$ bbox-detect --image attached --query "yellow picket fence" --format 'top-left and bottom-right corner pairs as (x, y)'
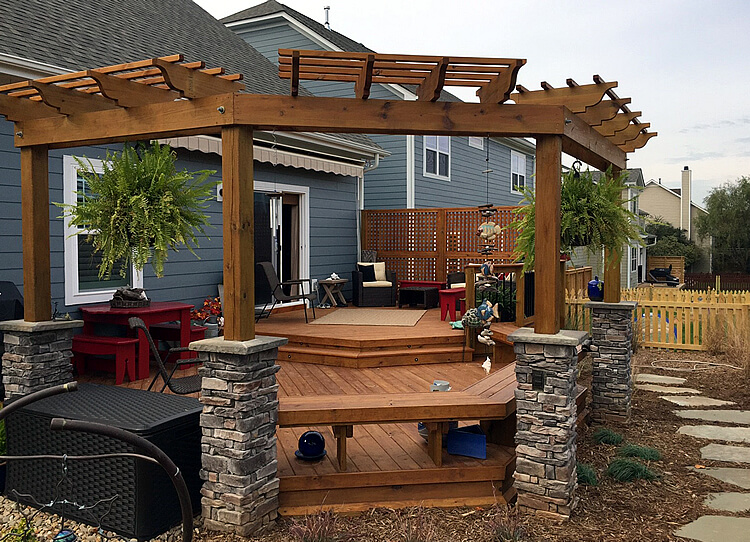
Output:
(565, 288), (750, 350)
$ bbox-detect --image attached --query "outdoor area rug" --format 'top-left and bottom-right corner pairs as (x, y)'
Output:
(310, 308), (426, 326)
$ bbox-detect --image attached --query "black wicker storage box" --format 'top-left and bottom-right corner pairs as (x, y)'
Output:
(6, 383), (202, 540)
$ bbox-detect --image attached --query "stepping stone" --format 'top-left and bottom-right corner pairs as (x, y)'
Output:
(638, 384), (700, 394)
(675, 516), (750, 541)
(662, 396), (735, 407)
(679, 425), (750, 444)
(636, 373), (687, 385)
(701, 443), (750, 463)
(676, 410), (750, 425)
(692, 467), (750, 490)
(704, 492), (750, 512)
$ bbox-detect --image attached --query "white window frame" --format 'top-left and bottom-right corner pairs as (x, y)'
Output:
(511, 150), (527, 194)
(630, 246), (638, 273)
(423, 135), (450, 181)
(468, 136), (484, 150)
(63, 155), (143, 305)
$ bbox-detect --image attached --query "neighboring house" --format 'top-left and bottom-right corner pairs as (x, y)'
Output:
(0, 0), (386, 314)
(221, 0), (537, 211)
(639, 166), (711, 272)
(568, 168), (648, 290)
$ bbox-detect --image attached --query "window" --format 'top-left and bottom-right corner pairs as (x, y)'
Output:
(468, 136), (484, 150)
(630, 246), (638, 272)
(63, 155), (142, 305)
(511, 151), (526, 193)
(424, 136), (450, 180)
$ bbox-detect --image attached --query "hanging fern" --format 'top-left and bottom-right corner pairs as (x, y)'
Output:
(507, 167), (643, 271)
(57, 142), (217, 279)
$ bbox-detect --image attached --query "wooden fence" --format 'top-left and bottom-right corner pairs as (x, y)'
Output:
(685, 273), (750, 291)
(361, 206), (519, 282)
(565, 288), (750, 350)
(646, 255), (685, 283)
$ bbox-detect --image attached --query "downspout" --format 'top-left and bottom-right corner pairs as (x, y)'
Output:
(358, 153), (382, 258)
(406, 135), (415, 208)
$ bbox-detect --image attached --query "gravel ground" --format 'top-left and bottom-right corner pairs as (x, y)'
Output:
(2, 348), (744, 541)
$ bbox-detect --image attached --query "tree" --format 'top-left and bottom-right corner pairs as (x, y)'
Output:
(646, 218), (703, 269)
(697, 176), (750, 273)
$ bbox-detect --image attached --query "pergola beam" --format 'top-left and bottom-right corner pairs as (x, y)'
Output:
(577, 98), (631, 125)
(88, 70), (179, 107)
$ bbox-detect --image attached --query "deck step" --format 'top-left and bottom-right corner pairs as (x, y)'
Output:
(278, 345), (472, 367)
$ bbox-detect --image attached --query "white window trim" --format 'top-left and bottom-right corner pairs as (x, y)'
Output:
(63, 155), (143, 305)
(423, 136), (451, 181)
(510, 150), (527, 195)
(468, 136), (484, 150)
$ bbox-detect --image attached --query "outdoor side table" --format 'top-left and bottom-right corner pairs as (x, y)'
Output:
(6, 383), (202, 540)
(319, 278), (348, 307)
(398, 286), (439, 309)
(439, 288), (466, 321)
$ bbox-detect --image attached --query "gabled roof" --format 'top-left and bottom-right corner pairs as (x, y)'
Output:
(591, 168), (645, 187)
(222, 0), (461, 102)
(643, 180), (708, 214)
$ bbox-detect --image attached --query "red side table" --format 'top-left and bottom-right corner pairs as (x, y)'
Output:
(439, 288), (466, 321)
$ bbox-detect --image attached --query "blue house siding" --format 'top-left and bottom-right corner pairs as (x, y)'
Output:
(234, 23), (312, 65)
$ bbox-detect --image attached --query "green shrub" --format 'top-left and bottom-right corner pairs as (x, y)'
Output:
(607, 458), (659, 482)
(576, 463), (598, 486)
(618, 444), (661, 461)
(3, 519), (39, 542)
(592, 428), (624, 445)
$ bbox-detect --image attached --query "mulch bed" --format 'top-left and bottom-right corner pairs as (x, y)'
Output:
(203, 350), (750, 540)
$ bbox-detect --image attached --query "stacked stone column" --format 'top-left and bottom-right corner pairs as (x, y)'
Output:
(0, 320), (81, 400)
(509, 328), (588, 519)
(191, 335), (287, 537)
(586, 301), (637, 424)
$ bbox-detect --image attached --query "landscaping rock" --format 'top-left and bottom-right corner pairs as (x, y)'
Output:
(637, 384), (700, 394)
(661, 396), (735, 407)
(704, 492), (750, 513)
(691, 467), (750, 490)
(700, 443), (750, 463)
(675, 410), (750, 425)
(680, 425), (750, 444)
(675, 515), (750, 542)
(635, 373), (687, 385)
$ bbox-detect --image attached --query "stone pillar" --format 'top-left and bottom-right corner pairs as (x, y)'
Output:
(586, 301), (637, 424)
(0, 319), (82, 401)
(190, 335), (288, 537)
(508, 327), (588, 519)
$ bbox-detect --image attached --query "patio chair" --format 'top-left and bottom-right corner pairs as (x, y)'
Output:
(256, 261), (316, 323)
(128, 317), (201, 395)
(352, 261), (397, 307)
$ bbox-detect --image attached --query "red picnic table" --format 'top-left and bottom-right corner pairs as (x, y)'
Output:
(79, 301), (193, 381)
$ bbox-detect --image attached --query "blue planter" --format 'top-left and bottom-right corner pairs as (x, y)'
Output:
(588, 276), (604, 301)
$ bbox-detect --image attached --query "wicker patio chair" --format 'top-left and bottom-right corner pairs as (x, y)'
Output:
(128, 317), (201, 395)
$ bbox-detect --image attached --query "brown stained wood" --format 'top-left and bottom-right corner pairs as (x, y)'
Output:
(476, 59), (525, 104)
(21, 145), (51, 321)
(221, 126), (255, 340)
(426, 423), (444, 466)
(619, 131), (658, 152)
(354, 54), (375, 100)
(511, 81), (617, 112)
(577, 98), (631, 125)
(608, 122), (651, 146)
(0, 94), (61, 121)
(534, 135), (562, 334)
(290, 50), (300, 96)
(87, 70), (178, 107)
(31, 82), (119, 115)
(153, 58), (244, 98)
(604, 247), (621, 303)
(417, 57), (449, 102)
(594, 111), (642, 137)
(333, 425), (352, 471)
(563, 111), (627, 171)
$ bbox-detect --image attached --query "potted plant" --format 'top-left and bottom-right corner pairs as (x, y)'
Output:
(57, 142), (217, 281)
(191, 297), (223, 338)
(507, 166), (643, 271)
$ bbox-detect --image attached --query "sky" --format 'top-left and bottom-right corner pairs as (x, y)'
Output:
(194, 0), (750, 206)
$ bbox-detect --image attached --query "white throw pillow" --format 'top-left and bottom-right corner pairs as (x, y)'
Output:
(372, 262), (386, 282)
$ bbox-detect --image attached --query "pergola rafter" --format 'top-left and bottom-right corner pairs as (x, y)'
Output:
(0, 52), (655, 338)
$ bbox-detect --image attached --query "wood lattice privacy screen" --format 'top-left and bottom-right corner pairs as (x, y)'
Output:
(360, 206), (520, 282)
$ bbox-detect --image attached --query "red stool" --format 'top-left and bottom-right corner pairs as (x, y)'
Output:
(439, 288), (466, 321)
(72, 335), (139, 384)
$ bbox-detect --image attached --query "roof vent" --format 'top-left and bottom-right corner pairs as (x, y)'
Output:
(683, 165), (689, 170)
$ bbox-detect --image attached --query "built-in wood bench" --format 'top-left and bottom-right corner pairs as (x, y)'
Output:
(278, 363), (517, 470)
(72, 334), (139, 385)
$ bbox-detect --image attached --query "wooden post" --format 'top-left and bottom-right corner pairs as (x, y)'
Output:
(534, 136), (562, 334)
(221, 126), (255, 341)
(436, 209), (447, 283)
(21, 145), (51, 322)
(559, 259), (567, 329)
(360, 209), (369, 257)
(603, 248), (621, 303)
(515, 268), (525, 327)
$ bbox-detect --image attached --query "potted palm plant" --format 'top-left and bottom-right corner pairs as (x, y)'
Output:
(58, 142), (217, 284)
(508, 166), (643, 271)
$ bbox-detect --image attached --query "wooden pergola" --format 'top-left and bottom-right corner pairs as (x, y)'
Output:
(0, 51), (655, 340)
